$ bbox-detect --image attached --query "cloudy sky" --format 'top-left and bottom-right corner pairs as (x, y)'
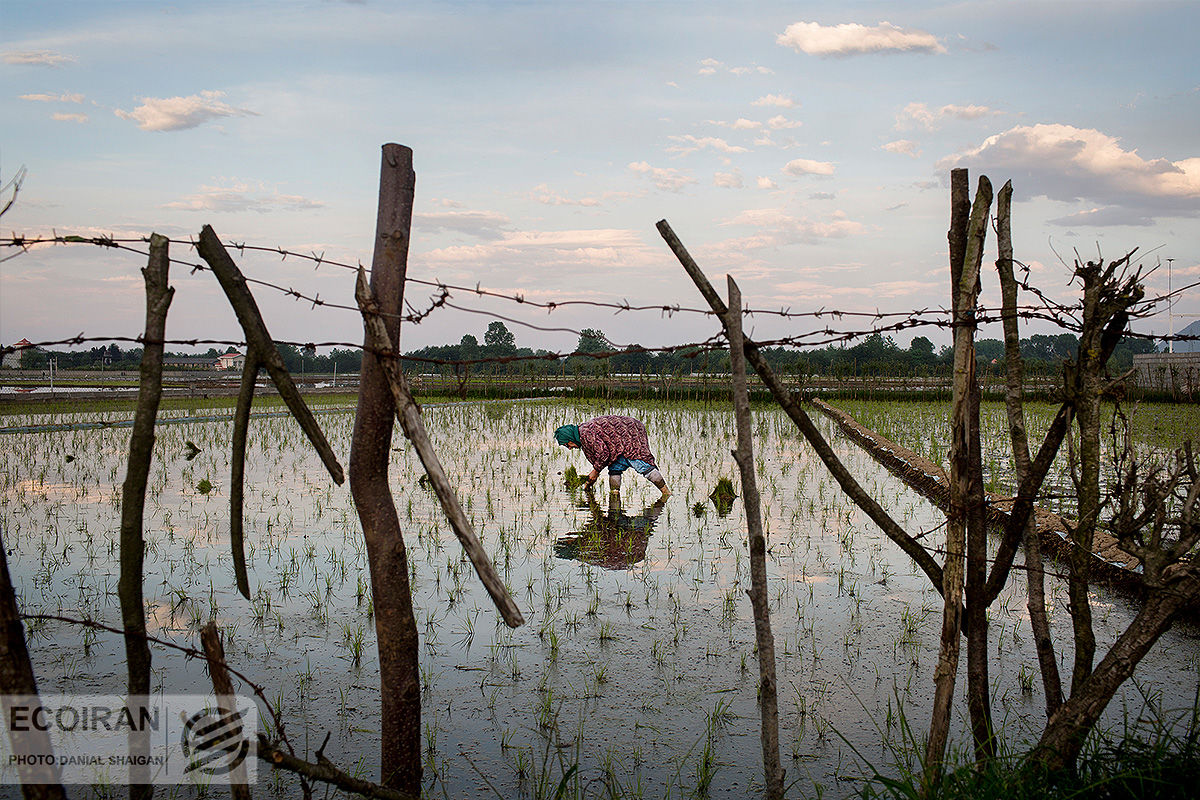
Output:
(2, 0), (1198, 357)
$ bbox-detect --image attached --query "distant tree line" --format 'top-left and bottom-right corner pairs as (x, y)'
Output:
(16, 343), (143, 370)
(11, 321), (1156, 377)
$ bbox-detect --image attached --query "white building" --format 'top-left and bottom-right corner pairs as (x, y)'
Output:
(216, 350), (247, 371)
(1, 338), (33, 369)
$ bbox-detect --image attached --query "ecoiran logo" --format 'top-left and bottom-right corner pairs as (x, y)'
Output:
(1, 695), (258, 786)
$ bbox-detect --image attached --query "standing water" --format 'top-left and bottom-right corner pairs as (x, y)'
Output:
(1, 400), (1197, 797)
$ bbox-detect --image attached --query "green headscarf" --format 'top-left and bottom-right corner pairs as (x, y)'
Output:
(554, 424), (581, 447)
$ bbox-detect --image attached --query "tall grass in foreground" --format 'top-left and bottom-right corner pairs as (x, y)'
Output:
(860, 687), (1200, 800)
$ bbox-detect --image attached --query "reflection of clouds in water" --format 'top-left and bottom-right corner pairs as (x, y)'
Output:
(13, 480), (114, 504)
(554, 492), (666, 570)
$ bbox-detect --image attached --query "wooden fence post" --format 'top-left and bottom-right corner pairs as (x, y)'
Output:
(356, 270), (523, 627)
(200, 623), (252, 800)
(348, 143), (422, 794)
(726, 276), (784, 799)
(994, 181), (1063, 718)
(926, 172), (993, 775)
(196, 225), (346, 601)
(0, 547), (66, 799)
(658, 219), (946, 591)
(230, 353), (262, 598)
(119, 233), (172, 798)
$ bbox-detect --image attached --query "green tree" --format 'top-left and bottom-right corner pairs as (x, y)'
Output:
(569, 328), (609, 375)
(276, 343), (301, 373)
(459, 334), (479, 361)
(612, 344), (651, 373)
(576, 328), (608, 354)
(909, 336), (937, 372)
(910, 335), (935, 360)
(484, 321), (516, 354)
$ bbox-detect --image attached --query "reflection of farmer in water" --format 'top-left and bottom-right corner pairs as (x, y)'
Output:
(554, 415), (671, 497)
(554, 492), (667, 569)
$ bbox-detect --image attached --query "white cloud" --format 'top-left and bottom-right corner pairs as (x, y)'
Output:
(897, 101), (1001, 130)
(721, 207), (864, 244)
(1047, 207), (1156, 227)
(163, 182), (323, 213)
(767, 115), (802, 130)
(714, 170), (744, 189)
(942, 104), (996, 121)
(731, 65), (774, 76)
(782, 158), (835, 176)
(51, 112), (88, 124)
(753, 94), (798, 108)
(708, 117), (768, 130)
(666, 135), (749, 155)
(774, 277), (938, 301)
(496, 229), (641, 249)
(939, 123), (1200, 219)
(20, 92), (85, 103)
(777, 21), (945, 57)
(627, 161), (697, 192)
(529, 184), (601, 207)
(698, 58), (772, 76)
(757, 176), (779, 190)
(3, 50), (75, 67)
(420, 228), (660, 280)
(115, 90), (258, 131)
(883, 139), (921, 158)
(415, 209), (511, 237)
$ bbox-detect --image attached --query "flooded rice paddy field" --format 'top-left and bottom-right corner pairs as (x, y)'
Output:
(835, 399), (1200, 520)
(2, 400), (1198, 798)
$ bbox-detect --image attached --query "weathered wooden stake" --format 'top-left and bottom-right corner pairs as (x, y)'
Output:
(348, 143), (422, 794)
(994, 181), (1063, 718)
(726, 276), (783, 799)
(0, 546), (66, 799)
(926, 170), (988, 776)
(119, 233), (172, 798)
(229, 352), (261, 599)
(196, 225), (344, 600)
(356, 269), (524, 627)
(196, 226), (344, 485)
(200, 623), (252, 800)
(961, 176), (995, 763)
(658, 219), (946, 591)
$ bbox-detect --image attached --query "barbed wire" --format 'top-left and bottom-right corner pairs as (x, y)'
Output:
(2, 234), (1197, 370)
(11, 232), (1184, 330)
(0, 332), (733, 367)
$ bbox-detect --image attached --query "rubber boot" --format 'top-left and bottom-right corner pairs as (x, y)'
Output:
(608, 472), (622, 493)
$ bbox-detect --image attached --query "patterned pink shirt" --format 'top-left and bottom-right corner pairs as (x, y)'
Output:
(578, 415), (658, 471)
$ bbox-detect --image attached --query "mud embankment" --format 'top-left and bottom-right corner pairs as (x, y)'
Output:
(812, 398), (1142, 591)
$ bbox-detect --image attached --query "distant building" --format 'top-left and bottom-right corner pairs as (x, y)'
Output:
(164, 356), (217, 370)
(1134, 319), (1200, 393)
(1134, 352), (1200, 394)
(216, 350), (246, 371)
(1, 338), (34, 369)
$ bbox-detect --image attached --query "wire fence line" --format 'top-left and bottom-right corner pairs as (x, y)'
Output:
(1, 232), (1196, 372)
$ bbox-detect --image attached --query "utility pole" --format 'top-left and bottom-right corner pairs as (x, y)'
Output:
(1168, 258), (1174, 354)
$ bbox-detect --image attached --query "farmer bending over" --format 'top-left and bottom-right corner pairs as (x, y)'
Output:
(554, 415), (671, 497)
